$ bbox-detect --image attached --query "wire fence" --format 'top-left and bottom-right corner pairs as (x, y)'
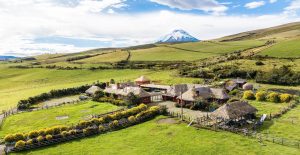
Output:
(167, 110), (300, 149)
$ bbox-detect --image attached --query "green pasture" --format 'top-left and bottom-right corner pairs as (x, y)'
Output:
(13, 116), (300, 155)
(0, 101), (119, 138)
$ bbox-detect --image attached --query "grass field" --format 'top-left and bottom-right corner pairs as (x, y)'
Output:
(249, 101), (291, 117)
(0, 66), (199, 111)
(0, 101), (119, 138)
(260, 104), (300, 141)
(259, 38), (300, 58)
(13, 116), (300, 155)
(130, 40), (264, 61)
(75, 50), (128, 63)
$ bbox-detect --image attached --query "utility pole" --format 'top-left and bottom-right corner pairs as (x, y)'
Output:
(180, 91), (183, 121)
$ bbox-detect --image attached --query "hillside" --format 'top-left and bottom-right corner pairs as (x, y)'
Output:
(218, 22), (300, 42)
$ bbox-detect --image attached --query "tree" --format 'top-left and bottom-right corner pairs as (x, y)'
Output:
(126, 92), (141, 106)
(110, 79), (115, 84)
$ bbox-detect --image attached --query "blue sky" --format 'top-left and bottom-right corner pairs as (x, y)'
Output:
(0, 0), (299, 56)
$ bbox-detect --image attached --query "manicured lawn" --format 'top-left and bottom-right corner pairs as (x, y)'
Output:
(249, 100), (291, 117)
(13, 116), (300, 155)
(260, 104), (300, 141)
(0, 67), (199, 111)
(0, 101), (119, 138)
(130, 40), (264, 61)
(259, 38), (300, 58)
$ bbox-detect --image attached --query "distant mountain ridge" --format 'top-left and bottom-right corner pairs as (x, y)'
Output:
(157, 29), (199, 43)
(0, 55), (18, 61)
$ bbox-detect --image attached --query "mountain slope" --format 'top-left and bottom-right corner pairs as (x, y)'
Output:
(0, 56), (18, 61)
(218, 22), (300, 42)
(157, 29), (199, 43)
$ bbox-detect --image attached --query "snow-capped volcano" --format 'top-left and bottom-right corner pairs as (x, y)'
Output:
(157, 29), (199, 43)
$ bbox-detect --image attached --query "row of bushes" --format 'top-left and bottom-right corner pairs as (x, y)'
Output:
(243, 90), (293, 103)
(5, 104), (149, 144)
(17, 85), (96, 110)
(10, 106), (162, 150)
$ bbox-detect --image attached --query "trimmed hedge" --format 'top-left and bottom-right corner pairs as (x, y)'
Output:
(17, 85), (93, 110)
(6, 105), (164, 153)
(243, 91), (255, 100)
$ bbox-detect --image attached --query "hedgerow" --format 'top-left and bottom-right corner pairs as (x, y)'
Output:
(5, 105), (164, 152)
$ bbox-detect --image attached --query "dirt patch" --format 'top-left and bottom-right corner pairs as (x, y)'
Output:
(56, 115), (69, 120)
(157, 118), (178, 124)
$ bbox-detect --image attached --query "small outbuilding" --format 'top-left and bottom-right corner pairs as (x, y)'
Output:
(134, 76), (151, 85)
(211, 101), (257, 120)
(242, 83), (253, 90)
(85, 86), (102, 96)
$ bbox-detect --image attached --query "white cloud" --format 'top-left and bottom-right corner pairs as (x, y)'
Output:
(0, 0), (299, 56)
(245, 1), (266, 9)
(284, 0), (300, 15)
(269, 0), (277, 3)
(150, 0), (228, 15)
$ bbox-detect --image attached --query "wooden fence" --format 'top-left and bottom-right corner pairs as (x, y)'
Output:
(167, 110), (300, 149)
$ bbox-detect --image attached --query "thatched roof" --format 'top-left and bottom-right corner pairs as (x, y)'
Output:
(165, 84), (189, 97)
(85, 86), (102, 96)
(243, 83), (253, 90)
(140, 84), (171, 90)
(178, 86), (229, 101)
(211, 101), (257, 120)
(104, 86), (151, 98)
(210, 88), (230, 100)
(134, 76), (150, 82)
(179, 86), (212, 101)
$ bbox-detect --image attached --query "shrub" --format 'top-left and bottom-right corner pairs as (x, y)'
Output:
(26, 139), (33, 145)
(46, 135), (53, 141)
(255, 61), (264, 66)
(4, 134), (15, 143)
(15, 140), (26, 148)
(45, 128), (54, 135)
(60, 126), (68, 131)
(83, 129), (89, 135)
(280, 94), (293, 103)
(98, 125), (105, 132)
(68, 130), (76, 135)
(52, 126), (61, 134)
(29, 130), (39, 138)
(266, 92), (280, 103)
(109, 120), (119, 128)
(38, 129), (46, 136)
(14, 133), (25, 141)
(243, 91), (255, 100)
(229, 89), (239, 96)
(61, 131), (68, 137)
(128, 116), (136, 123)
(255, 91), (267, 101)
(37, 136), (44, 142)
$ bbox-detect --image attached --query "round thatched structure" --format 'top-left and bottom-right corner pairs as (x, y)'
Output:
(243, 83), (253, 90)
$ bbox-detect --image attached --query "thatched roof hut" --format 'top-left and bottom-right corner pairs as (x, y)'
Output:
(179, 86), (212, 101)
(243, 83), (253, 90)
(85, 86), (102, 96)
(211, 101), (257, 120)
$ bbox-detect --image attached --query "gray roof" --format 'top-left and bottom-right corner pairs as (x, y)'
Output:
(85, 86), (102, 95)
(140, 84), (171, 90)
(178, 87), (229, 101)
(211, 101), (257, 120)
(165, 84), (189, 97)
(104, 86), (151, 98)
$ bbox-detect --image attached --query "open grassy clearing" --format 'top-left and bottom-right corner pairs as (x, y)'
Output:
(0, 101), (119, 138)
(0, 66), (199, 111)
(13, 116), (300, 155)
(258, 38), (300, 58)
(260, 103), (300, 141)
(130, 40), (264, 61)
(249, 100), (291, 117)
(75, 50), (128, 63)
